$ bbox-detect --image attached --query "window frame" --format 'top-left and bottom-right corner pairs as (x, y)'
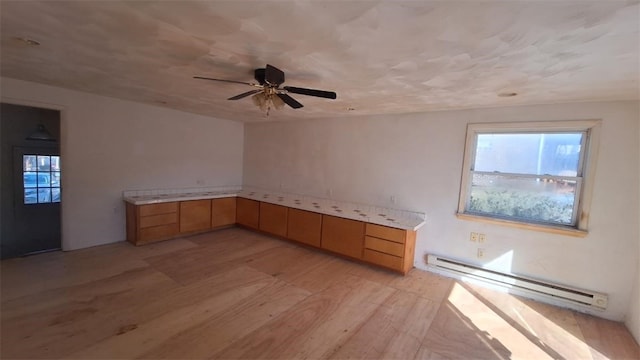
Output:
(23, 154), (61, 205)
(456, 120), (601, 236)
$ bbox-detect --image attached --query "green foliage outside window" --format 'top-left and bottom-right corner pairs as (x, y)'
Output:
(469, 188), (574, 225)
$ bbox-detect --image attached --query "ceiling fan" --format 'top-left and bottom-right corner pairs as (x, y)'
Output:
(194, 64), (337, 115)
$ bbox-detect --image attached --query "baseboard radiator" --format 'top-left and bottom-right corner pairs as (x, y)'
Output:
(426, 254), (608, 310)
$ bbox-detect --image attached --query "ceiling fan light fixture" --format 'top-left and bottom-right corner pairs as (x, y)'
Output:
(272, 94), (285, 110)
(26, 124), (56, 141)
(251, 92), (267, 111)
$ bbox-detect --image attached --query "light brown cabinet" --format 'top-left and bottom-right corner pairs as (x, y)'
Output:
(211, 197), (236, 228)
(287, 208), (322, 247)
(259, 202), (288, 237)
(180, 199), (212, 234)
(126, 202), (178, 245)
(363, 223), (416, 274)
(321, 215), (365, 259)
(126, 196), (418, 274)
(236, 198), (260, 229)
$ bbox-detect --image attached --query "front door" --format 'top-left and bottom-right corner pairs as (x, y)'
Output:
(4, 147), (61, 258)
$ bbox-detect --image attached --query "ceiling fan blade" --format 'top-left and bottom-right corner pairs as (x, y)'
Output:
(277, 93), (303, 109)
(283, 86), (337, 99)
(254, 68), (266, 85)
(228, 89), (262, 100)
(265, 64), (285, 86)
(193, 76), (253, 86)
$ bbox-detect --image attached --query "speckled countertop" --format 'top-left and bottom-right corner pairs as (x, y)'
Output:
(124, 186), (426, 231)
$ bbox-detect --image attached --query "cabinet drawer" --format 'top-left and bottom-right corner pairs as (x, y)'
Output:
(139, 224), (179, 243)
(365, 223), (406, 244)
(364, 236), (404, 257)
(363, 249), (403, 271)
(139, 212), (178, 228)
(139, 202), (178, 217)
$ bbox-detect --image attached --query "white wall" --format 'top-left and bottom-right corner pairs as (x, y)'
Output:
(244, 100), (639, 321)
(1, 77), (244, 251)
(626, 105), (640, 344)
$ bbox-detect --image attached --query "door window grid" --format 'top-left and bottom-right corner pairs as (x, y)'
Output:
(23, 155), (60, 204)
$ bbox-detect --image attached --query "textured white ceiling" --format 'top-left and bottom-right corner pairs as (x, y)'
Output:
(1, 1), (638, 122)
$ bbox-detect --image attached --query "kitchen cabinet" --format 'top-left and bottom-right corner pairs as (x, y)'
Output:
(211, 197), (236, 228)
(125, 194), (419, 275)
(126, 202), (179, 245)
(321, 215), (364, 259)
(363, 223), (416, 274)
(259, 202), (288, 237)
(180, 199), (212, 234)
(287, 208), (322, 247)
(236, 198), (260, 229)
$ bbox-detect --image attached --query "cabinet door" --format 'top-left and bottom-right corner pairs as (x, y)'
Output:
(236, 198), (260, 229)
(259, 202), (288, 237)
(211, 197), (236, 228)
(179, 199), (212, 233)
(287, 208), (322, 247)
(321, 215), (364, 259)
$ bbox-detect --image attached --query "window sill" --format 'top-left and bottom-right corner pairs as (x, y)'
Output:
(455, 213), (588, 238)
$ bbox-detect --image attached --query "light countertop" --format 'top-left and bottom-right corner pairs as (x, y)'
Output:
(124, 186), (426, 231)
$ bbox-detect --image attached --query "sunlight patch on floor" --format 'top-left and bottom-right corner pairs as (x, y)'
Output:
(446, 282), (599, 359)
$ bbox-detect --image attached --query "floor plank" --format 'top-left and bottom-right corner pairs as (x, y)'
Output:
(1, 228), (638, 359)
(327, 289), (438, 359)
(212, 275), (394, 359)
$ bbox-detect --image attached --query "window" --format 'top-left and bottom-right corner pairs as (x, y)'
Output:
(23, 155), (60, 204)
(457, 121), (600, 235)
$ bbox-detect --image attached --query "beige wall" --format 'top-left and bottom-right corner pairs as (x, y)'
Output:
(244, 100), (640, 322)
(1, 77), (244, 251)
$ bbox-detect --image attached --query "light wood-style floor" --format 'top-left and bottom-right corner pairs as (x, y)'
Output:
(1, 227), (638, 359)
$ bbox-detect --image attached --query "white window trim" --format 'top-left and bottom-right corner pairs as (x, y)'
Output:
(456, 120), (601, 236)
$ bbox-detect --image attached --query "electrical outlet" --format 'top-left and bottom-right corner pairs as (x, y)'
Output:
(470, 232), (479, 242)
(478, 233), (486, 243)
(390, 195), (396, 204)
(477, 248), (485, 258)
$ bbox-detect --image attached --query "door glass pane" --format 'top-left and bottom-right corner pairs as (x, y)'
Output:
(51, 171), (61, 187)
(51, 156), (60, 171)
(37, 155), (51, 171)
(23, 155), (36, 171)
(52, 188), (61, 203)
(24, 172), (38, 188)
(37, 173), (50, 187)
(24, 189), (38, 204)
(468, 173), (577, 225)
(38, 188), (51, 203)
(474, 133), (583, 176)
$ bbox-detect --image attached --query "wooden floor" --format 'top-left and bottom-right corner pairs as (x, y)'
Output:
(1, 228), (638, 359)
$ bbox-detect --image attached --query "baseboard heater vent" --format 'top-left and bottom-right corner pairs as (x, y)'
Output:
(426, 254), (608, 310)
